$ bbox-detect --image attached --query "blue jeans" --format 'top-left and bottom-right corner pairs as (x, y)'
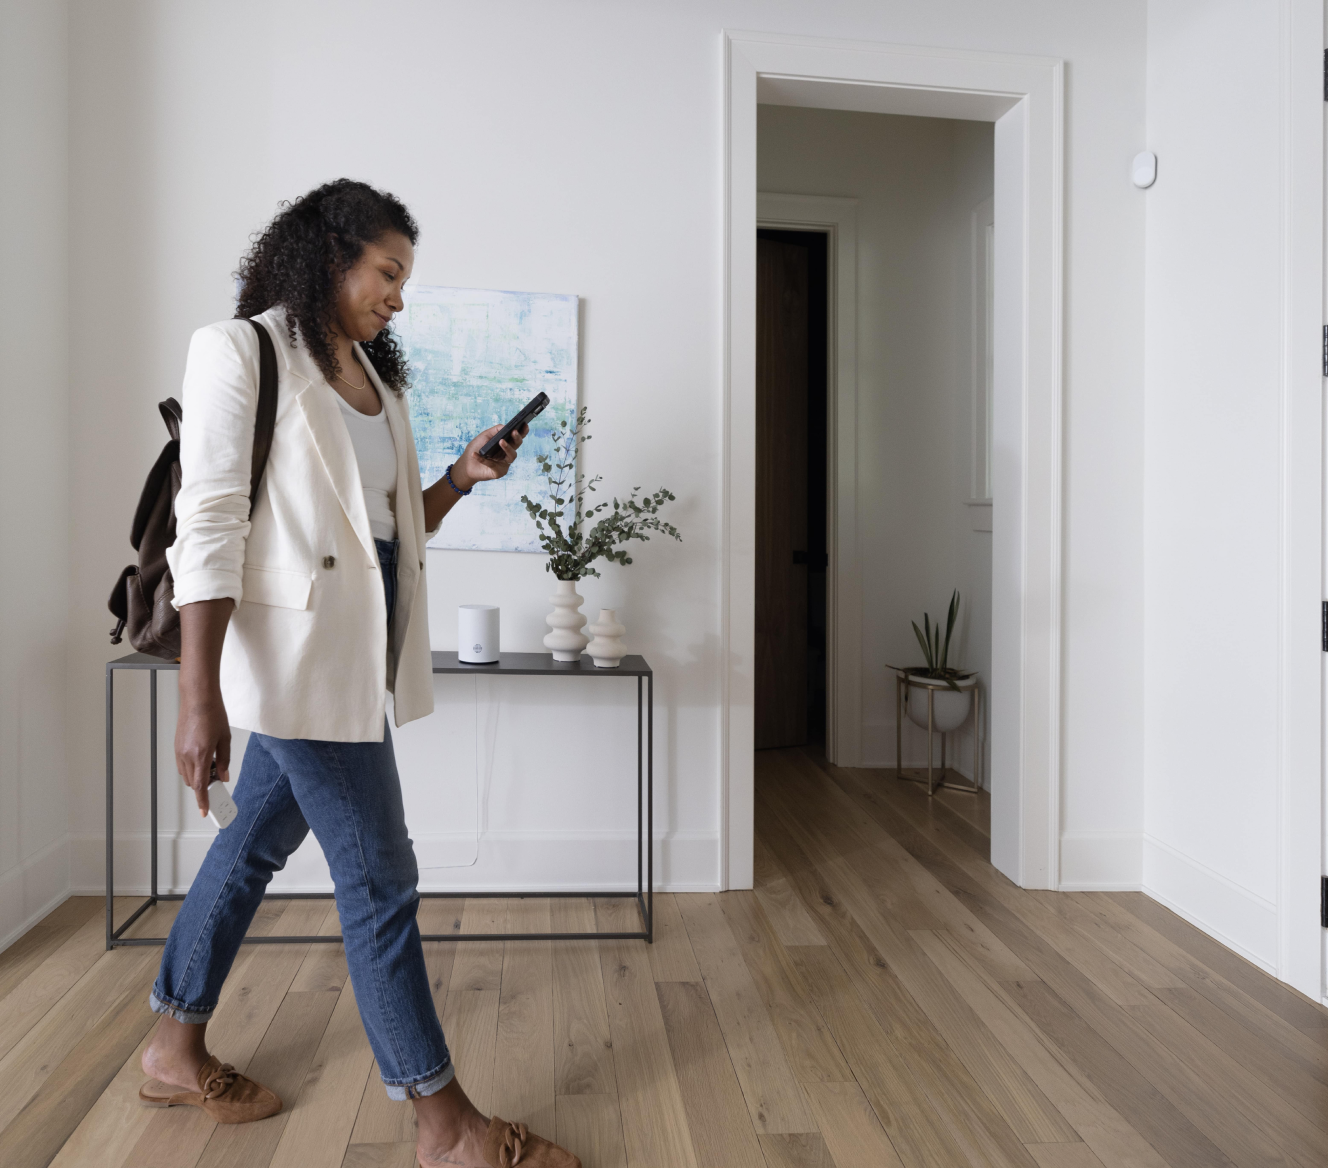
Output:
(150, 536), (451, 1100)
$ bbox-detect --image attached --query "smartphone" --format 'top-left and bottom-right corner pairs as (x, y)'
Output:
(478, 392), (549, 460)
(207, 780), (238, 829)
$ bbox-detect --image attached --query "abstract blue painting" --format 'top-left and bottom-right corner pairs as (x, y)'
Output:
(395, 285), (579, 552)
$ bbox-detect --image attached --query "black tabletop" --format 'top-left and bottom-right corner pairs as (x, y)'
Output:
(431, 651), (651, 677)
(110, 650), (651, 677)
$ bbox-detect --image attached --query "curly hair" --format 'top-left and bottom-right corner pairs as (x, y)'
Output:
(234, 179), (419, 394)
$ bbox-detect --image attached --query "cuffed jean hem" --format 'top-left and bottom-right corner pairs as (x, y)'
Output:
(149, 989), (215, 1025)
(382, 1059), (456, 1101)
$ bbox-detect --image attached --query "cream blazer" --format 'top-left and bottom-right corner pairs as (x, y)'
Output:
(167, 306), (436, 741)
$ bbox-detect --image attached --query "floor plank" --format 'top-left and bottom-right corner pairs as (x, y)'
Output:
(1026, 1144), (1108, 1168)
(266, 979), (376, 1168)
(0, 970), (158, 1168)
(675, 891), (813, 1135)
(340, 1143), (415, 1168)
(717, 889), (854, 1085)
(656, 980), (767, 1168)
(754, 876), (829, 946)
(645, 893), (703, 983)
(758, 1131), (837, 1168)
(1106, 892), (1328, 1032)
(196, 987), (343, 1168)
(0, 941), (161, 1134)
(0, 898), (139, 1062)
(596, 903), (699, 1168)
(788, 942), (988, 1168)
(551, 898), (616, 1096)
(0, 897), (103, 1006)
(554, 1093), (626, 1168)
(439, 900), (506, 1117)
(912, 930), (1170, 1168)
(491, 899), (555, 1136)
(802, 1080), (906, 1168)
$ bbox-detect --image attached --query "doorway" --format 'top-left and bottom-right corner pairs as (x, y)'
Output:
(724, 33), (1066, 892)
(755, 229), (828, 750)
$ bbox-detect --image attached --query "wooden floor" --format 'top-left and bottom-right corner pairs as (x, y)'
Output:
(3, 750), (1327, 1168)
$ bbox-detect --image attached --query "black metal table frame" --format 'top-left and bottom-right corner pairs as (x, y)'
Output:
(106, 651), (653, 949)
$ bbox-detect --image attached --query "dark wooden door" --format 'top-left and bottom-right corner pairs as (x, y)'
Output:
(755, 237), (809, 749)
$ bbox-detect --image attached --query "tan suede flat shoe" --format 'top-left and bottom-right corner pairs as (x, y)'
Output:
(482, 1116), (581, 1168)
(138, 1054), (282, 1124)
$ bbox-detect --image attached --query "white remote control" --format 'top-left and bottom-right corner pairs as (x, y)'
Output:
(207, 780), (238, 829)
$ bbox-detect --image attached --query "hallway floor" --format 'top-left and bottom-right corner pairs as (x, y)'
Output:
(2, 748), (1326, 1167)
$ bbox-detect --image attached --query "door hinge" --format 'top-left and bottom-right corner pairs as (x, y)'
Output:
(1321, 876), (1328, 927)
(1322, 601), (1327, 651)
(1323, 326), (1328, 376)
(1323, 49), (1328, 100)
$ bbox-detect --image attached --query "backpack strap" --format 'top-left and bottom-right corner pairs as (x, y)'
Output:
(245, 318), (279, 516)
(159, 398), (183, 442)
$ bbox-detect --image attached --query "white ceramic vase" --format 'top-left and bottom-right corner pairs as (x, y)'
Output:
(544, 579), (588, 661)
(585, 608), (627, 668)
(904, 673), (978, 733)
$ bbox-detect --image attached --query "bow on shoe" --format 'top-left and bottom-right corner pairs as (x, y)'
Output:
(496, 1120), (528, 1167)
(200, 1062), (239, 1100)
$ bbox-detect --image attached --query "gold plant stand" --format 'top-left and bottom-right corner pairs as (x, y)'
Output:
(891, 669), (982, 796)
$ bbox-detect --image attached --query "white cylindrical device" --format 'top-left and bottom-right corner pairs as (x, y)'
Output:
(458, 605), (500, 663)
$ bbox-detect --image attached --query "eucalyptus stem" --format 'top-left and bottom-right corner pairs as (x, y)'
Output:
(521, 407), (681, 581)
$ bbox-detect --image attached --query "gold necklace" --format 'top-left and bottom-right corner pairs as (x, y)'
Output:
(335, 365), (367, 393)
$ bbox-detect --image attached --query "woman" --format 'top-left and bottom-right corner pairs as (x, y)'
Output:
(138, 179), (579, 1168)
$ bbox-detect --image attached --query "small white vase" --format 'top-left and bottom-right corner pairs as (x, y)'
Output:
(585, 608), (627, 668)
(544, 578), (588, 661)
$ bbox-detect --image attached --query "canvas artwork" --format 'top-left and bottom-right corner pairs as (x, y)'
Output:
(395, 284), (579, 552)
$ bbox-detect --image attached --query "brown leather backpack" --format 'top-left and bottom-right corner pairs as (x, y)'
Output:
(108, 318), (279, 659)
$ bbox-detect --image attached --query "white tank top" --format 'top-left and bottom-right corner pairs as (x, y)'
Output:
(335, 392), (397, 542)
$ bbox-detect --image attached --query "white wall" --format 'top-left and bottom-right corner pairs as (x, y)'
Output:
(757, 106), (994, 783)
(1141, 0), (1320, 979)
(52, 0), (1152, 900)
(0, 0), (72, 948)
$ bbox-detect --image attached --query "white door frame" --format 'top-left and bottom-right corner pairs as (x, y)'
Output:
(1283, 0), (1324, 1001)
(723, 30), (1064, 889)
(756, 194), (859, 767)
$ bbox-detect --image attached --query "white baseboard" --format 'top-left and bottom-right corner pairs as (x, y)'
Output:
(1142, 834), (1277, 974)
(1059, 831), (1142, 890)
(0, 836), (71, 954)
(71, 830), (721, 896)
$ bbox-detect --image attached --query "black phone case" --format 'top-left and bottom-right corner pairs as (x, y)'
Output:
(479, 392), (549, 459)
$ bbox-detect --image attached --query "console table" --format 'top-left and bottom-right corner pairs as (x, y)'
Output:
(105, 651), (653, 948)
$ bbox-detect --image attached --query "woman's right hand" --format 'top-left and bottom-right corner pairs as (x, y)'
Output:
(175, 694), (230, 817)
(176, 598), (235, 817)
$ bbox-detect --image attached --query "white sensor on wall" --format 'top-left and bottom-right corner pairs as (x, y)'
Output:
(1131, 151), (1157, 189)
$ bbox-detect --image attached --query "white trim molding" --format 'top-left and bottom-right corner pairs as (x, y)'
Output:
(756, 193), (860, 766)
(1059, 831), (1142, 892)
(73, 830), (721, 897)
(0, 836), (71, 954)
(1144, 834), (1278, 974)
(725, 30), (1065, 890)
(1275, 0), (1324, 1003)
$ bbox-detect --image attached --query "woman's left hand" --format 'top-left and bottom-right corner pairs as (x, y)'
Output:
(450, 423), (527, 491)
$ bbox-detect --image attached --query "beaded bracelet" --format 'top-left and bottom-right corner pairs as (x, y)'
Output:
(444, 464), (472, 497)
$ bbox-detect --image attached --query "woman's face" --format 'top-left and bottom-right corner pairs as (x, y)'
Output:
(333, 230), (415, 342)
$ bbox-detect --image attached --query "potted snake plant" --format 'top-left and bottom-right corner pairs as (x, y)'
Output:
(892, 590), (977, 732)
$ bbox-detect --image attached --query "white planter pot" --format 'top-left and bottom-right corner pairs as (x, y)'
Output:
(543, 579), (588, 661)
(904, 673), (977, 733)
(585, 608), (627, 668)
